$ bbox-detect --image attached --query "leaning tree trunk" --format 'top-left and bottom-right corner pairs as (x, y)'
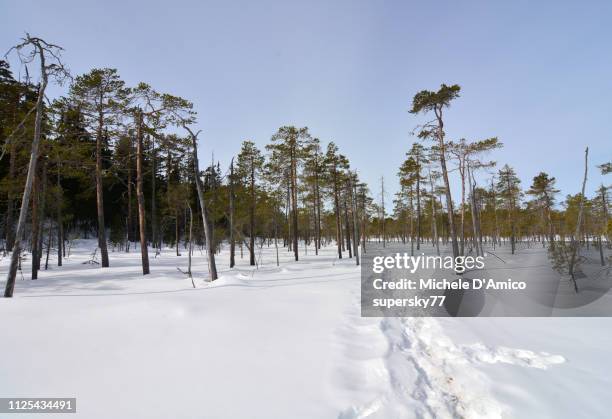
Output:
(435, 108), (459, 258)
(95, 112), (109, 267)
(135, 112), (150, 275)
(189, 129), (218, 280)
(467, 165), (481, 256)
(4, 54), (48, 297)
(569, 147), (589, 292)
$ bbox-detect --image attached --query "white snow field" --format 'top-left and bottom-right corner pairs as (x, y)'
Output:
(1, 240), (611, 418)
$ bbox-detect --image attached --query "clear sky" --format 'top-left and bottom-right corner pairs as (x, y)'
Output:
(2, 0), (611, 206)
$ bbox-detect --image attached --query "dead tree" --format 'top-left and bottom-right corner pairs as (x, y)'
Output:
(569, 147), (589, 292)
(183, 125), (218, 280)
(4, 35), (68, 297)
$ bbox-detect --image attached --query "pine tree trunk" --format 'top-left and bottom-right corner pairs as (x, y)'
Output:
(290, 148), (299, 261)
(229, 159), (236, 268)
(249, 156), (256, 265)
(460, 158), (466, 256)
(57, 161), (63, 266)
(409, 185), (414, 256)
(416, 156), (421, 250)
(96, 111), (109, 267)
(333, 169), (342, 259)
(127, 134), (133, 247)
(136, 112), (150, 275)
(429, 171), (440, 256)
(315, 158), (322, 251)
(350, 175), (360, 265)
(435, 109), (459, 258)
(344, 194), (352, 258)
(150, 137), (157, 251)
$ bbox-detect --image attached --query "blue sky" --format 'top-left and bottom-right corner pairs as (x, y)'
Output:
(2, 0), (611, 206)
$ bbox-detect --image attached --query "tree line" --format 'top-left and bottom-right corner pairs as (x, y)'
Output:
(1, 35), (378, 297)
(1, 36), (609, 297)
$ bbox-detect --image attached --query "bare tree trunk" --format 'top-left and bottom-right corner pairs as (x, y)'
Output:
(569, 147), (589, 292)
(5, 45), (49, 297)
(249, 156), (256, 265)
(187, 127), (217, 280)
(136, 112), (150, 275)
(95, 110), (109, 267)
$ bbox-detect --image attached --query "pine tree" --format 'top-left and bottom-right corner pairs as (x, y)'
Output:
(267, 126), (311, 261)
(236, 140), (264, 265)
(410, 84), (461, 258)
(497, 164), (521, 254)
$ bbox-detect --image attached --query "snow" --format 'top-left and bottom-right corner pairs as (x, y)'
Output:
(0, 240), (610, 418)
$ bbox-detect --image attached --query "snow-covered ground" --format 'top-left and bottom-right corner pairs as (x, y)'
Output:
(0, 240), (610, 418)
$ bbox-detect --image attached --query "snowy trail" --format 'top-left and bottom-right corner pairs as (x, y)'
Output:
(0, 241), (607, 418)
(336, 291), (565, 419)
